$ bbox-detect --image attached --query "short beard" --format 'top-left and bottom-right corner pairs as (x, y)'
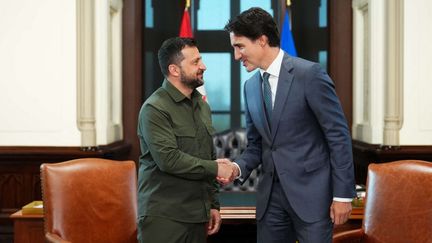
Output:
(180, 71), (204, 90)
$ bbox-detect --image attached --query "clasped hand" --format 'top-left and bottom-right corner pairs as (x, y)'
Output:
(216, 158), (239, 185)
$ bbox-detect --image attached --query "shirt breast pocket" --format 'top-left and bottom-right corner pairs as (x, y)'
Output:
(173, 126), (197, 152)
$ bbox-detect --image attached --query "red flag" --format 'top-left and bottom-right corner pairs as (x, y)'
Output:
(178, 6), (208, 102)
(179, 9), (193, 38)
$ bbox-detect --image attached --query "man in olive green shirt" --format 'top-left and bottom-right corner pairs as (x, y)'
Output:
(137, 37), (237, 243)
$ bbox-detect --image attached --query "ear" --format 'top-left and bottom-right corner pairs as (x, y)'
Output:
(168, 64), (180, 77)
(258, 35), (268, 47)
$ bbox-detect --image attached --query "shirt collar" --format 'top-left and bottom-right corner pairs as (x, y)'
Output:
(259, 49), (284, 78)
(162, 79), (201, 103)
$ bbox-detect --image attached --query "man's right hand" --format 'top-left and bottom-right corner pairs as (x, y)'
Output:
(216, 158), (238, 185)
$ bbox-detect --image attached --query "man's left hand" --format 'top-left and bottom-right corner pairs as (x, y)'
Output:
(207, 209), (222, 235)
(330, 201), (352, 225)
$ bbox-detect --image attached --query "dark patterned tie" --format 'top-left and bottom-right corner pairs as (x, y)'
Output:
(262, 72), (272, 126)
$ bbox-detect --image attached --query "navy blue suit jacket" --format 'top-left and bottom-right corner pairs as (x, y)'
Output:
(236, 53), (356, 223)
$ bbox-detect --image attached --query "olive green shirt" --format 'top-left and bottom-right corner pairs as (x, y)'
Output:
(137, 79), (219, 223)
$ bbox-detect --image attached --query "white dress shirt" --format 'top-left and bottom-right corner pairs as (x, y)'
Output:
(259, 49), (285, 109)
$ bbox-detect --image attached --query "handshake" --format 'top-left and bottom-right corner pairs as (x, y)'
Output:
(216, 158), (239, 185)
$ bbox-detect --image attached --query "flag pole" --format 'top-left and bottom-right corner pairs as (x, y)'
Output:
(287, 0), (292, 30)
(189, 0), (194, 32)
(280, 0), (297, 56)
(181, 0), (206, 99)
(185, 0), (194, 32)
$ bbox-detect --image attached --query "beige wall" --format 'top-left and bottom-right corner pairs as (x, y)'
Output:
(352, 0), (432, 145)
(0, 0), (79, 146)
(0, 0), (123, 146)
(400, 0), (432, 144)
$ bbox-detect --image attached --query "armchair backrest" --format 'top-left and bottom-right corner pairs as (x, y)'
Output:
(41, 158), (138, 243)
(213, 128), (262, 192)
(363, 160), (432, 242)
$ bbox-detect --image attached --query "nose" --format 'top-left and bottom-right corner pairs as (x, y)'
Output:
(200, 62), (206, 71)
(234, 49), (241, 61)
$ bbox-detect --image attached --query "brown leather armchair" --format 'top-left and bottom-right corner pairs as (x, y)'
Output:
(41, 158), (138, 243)
(333, 160), (432, 243)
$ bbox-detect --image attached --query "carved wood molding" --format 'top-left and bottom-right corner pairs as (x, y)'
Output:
(0, 141), (131, 163)
(353, 140), (432, 163)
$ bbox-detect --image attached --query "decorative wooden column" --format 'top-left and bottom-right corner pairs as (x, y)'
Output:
(383, 0), (404, 146)
(77, 0), (97, 148)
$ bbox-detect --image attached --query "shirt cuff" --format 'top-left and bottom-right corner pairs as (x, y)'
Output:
(232, 162), (242, 179)
(333, 197), (353, 202)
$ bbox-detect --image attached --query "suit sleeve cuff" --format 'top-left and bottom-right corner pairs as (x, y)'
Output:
(333, 197), (353, 202)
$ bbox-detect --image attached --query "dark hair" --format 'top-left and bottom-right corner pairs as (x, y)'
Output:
(158, 37), (197, 77)
(224, 7), (280, 47)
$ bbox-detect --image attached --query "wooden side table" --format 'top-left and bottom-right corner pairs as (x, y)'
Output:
(220, 206), (364, 221)
(219, 206), (364, 234)
(9, 210), (44, 243)
(209, 206), (363, 243)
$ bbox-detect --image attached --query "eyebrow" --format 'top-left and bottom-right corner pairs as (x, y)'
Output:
(192, 56), (202, 63)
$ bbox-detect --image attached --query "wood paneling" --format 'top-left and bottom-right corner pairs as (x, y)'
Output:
(0, 141), (131, 241)
(353, 140), (432, 184)
(122, 0), (143, 164)
(329, 0), (353, 129)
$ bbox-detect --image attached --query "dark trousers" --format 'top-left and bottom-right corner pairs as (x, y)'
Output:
(257, 181), (333, 243)
(138, 216), (207, 243)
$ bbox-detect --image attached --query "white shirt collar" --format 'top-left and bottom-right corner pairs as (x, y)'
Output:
(259, 49), (284, 78)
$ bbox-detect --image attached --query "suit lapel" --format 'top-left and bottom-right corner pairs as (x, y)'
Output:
(271, 54), (294, 141)
(247, 73), (272, 142)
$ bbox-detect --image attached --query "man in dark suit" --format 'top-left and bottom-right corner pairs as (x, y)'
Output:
(222, 7), (356, 243)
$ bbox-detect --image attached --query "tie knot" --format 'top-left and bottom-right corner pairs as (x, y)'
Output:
(262, 72), (270, 82)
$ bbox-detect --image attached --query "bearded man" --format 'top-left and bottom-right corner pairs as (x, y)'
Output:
(136, 37), (237, 243)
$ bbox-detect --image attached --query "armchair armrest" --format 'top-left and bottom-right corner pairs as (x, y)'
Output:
(333, 228), (365, 243)
(46, 232), (71, 243)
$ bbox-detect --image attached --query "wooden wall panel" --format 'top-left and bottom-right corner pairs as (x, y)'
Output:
(353, 141), (432, 184)
(0, 141), (130, 241)
(122, 0), (143, 164)
(329, 0), (353, 129)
